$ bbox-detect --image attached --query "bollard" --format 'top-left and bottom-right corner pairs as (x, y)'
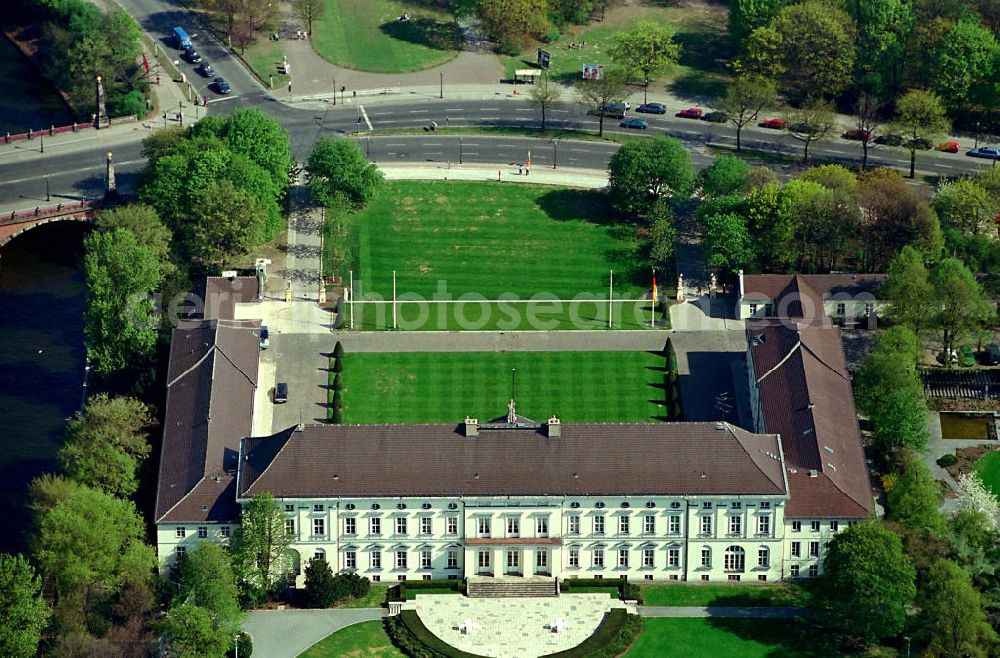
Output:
(28, 129), (32, 140)
(72, 122), (77, 132)
(498, 169), (501, 182)
(34, 207), (39, 216)
(4, 132), (8, 143)
(10, 211), (14, 220)
(49, 125), (54, 136)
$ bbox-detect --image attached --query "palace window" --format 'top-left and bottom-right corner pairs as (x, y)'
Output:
(619, 516), (630, 534)
(810, 521), (820, 532)
(808, 565), (819, 577)
(478, 551), (490, 569)
(618, 549), (629, 568)
(568, 515), (580, 535)
(724, 546), (745, 572)
(420, 550), (432, 569)
(447, 549), (458, 569)
(792, 521), (801, 532)
(506, 517), (520, 537)
(728, 516), (742, 535)
(197, 527), (207, 539)
(285, 519), (296, 536)
(701, 547), (711, 568)
(370, 550), (381, 569)
(643, 515), (655, 534)
(757, 515), (770, 535)
(370, 517), (381, 535)
(700, 516), (712, 535)
(568, 549), (579, 567)
(593, 515), (605, 535)
(809, 541), (820, 558)
(478, 517), (491, 538)
(644, 548), (656, 568)
(312, 518), (325, 537)
(344, 518), (356, 535)
(757, 547), (769, 568)
(593, 549), (604, 568)
(175, 527), (186, 538)
(420, 517), (432, 535)
(536, 517), (549, 537)
(791, 541), (801, 558)
(668, 547), (680, 568)
(790, 564), (800, 577)
(536, 550), (548, 568)
(669, 515), (680, 534)
(345, 550), (356, 569)
(395, 550), (407, 569)
(395, 517), (407, 535)
(447, 516), (458, 534)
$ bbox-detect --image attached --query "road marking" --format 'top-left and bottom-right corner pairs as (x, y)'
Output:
(385, 143), (407, 147)
(360, 105), (373, 131)
(481, 107), (499, 111)
(409, 109), (429, 114)
(514, 109), (532, 112)
(423, 143), (442, 146)
(445, 108), (463, 112)
(481, 116), (499, 120)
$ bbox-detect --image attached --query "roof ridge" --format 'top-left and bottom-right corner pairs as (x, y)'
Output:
(243, 427), (296, 497)
(756, 339), (801, 384)
(155, 476), (205, 523)
(728, 424), (786, 492)
(799, 339), (850, 383)
(166, 344), (216, 389)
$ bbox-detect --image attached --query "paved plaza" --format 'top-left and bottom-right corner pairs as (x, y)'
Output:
(407, 593), (636, 658)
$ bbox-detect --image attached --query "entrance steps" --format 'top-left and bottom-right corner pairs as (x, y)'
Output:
(466, 576), (558, 598)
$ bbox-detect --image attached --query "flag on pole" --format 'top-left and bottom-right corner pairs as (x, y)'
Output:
(652, 276), (658, 303)
(526, 150), (531, 167)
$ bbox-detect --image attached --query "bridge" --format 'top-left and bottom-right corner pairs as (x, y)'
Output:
(0, 200), (97, 248)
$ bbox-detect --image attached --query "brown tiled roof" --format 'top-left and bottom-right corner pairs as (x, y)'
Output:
(743, 274), (886, 307)
(204, 276), (260, 320)
(746, 320), (872, 518)
(237, 422), (787, 499)
(155, 319), (261, 524)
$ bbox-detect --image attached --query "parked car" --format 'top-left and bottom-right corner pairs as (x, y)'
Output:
(274, 382), (288, 404)
(937, 141), (960, 153)
(874, 134), (903, 146)
(759, 118), (785, 130)
(841, 129), (872, 141)
(967, 146), (1000, 160)
(196, 62), (215, 77)
(676, 107), (703, 119)
(213, 77), (232, 95)
(959, 345), (976, 367)
(703, 111), (728, 123)
(636, 102), (666, 114)
(620, 118), (648, 130)
(908, 138), (933, 150)
(259, 325), (269, 350)
(598, 102), (628, 118)
(182, 49), (202, 64)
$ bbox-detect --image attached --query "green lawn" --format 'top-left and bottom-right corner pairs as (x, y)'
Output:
(340, 181), (656, 330)
(311, 0), (460, 73)
(974, 451), (1000, 497)
(334, 584), (388, 608)
(243, 40), (290, 89)
(626, 618), (845, 658)
(297, 620), (403, 658)
(340, 350), (669, 424)
(640, 583), (813, 608)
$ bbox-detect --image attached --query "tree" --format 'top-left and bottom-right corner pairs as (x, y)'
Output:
(160, 603), (229, 658)
(729, 0), (787, 51)
(785, 97), (835, 164)
(232, 493), (291, 601)
(239, 0), (279, 47)
(853, 325), (922, 418)
(0, 554), (50, 658)
(96, 204), (176, 277)
(58, 394), (154, 498)
(843, 0), (915, 99)
(852, 92), (882, 170)
(292, 0), (325, 34)
(333, 340), (345, 359)
(718, 74), (777, 152)
(528, 73), (562, 131)
(858, 168), (942, 270)
(177, 543), (242, 639)
(703, 212), (755, 271)
(891, 89), (950, 179)
(821, 523), (916, 645)
(477, 0), (549, 52)
(223, 108), (292, 193)
(698, 156), (750, 197)
(933, 178), (999, 235)
(948, 509), (1000, 583)
(188, 180), (268, 272)
(610, 22), (680, 103)
(886, 461), (945, 533)
(753, 1), (856, 100)
(930, 258), (995, 359)
(871, 385), (929, 455)
(916, 560), (998, 657)
(83, 228), (163, 376)
(883, 245), (934, 334)
(929, 18), (998, 112)
(607, 136), (694, 215)
(307, 137), (384, 206)
(303, 556), (337, 608)
(955, 472), (1000, 531)
(745, 182), (796, 271)
(647, 199), (676, 269)
(576, 68), (630, 137)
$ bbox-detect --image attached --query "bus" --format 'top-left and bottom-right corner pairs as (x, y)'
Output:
(172, 27), (192, 50)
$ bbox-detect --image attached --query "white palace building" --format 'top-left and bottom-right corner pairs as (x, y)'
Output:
(154, 277), (873, 588)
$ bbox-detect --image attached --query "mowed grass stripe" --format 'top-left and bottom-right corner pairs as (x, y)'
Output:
(349, 182), (646, 302)
(341, 351), (665, 424)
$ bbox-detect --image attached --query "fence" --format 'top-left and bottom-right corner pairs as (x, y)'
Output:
(0, 200), (97, 227)
(3, 121), (95, 145)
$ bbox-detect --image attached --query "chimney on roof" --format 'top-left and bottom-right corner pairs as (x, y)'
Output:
(547, 416), (561, 438)
(809, 469), (818, 478)
(221, 270), (238, 279)
(464, 417), (479, 437)
(715, 422), (726, 430)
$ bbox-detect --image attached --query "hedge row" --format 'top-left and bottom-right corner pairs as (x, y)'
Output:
(560, 578), (643, 604)
(385, 610), (489, 658)
(541, 609), (643, 658)
(388, 579), (465, 602)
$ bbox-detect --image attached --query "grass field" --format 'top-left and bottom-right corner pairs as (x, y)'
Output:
(334, 584), (388, 608)
(243, 41), (290, 89)
(501, 3), (734, 100)
(974, 450), (1000, 496)
(340, 350), (668, 424)
(640, 583), (813, 607)
(311, 0), (460, 73)
(625, 618), (845, 657)
(339, 181), (658, 330)
(297, 620), (403, 658)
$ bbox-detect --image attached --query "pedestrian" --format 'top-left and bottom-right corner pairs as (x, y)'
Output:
(518, 164), (523, 175)
(525, 166), (530, 176)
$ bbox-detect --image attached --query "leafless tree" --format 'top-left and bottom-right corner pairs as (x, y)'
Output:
(292, 0), (326, 35)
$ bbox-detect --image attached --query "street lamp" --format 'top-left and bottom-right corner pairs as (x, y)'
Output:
(552, 139), (557, 169)
(459, 137), (463, 164)
(45, 176), (50, 202)
(903, 636), (910, 658)
(332, 77), (336, 105)
(439, 72), (443, 99)
(975, 121), (981, 149)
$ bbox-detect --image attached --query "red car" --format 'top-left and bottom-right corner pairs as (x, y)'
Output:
(676, 107), (704, 119)
(841, 129), (872, 141)
(937, 141), (960, 153)
(759, 118), (785, 130)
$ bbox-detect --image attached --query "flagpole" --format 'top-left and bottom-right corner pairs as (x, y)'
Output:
(608, 269), (613, 329)
(650, 267), (655, 329)
(392, 270), (397, 329)
(349, 270), (354, 329)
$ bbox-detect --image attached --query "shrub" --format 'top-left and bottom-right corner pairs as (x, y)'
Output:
(937, 453), (958, 468)
(332, 406), (343, 424)
(333, 341), (344, 358)
(305, 559), (370, 607)
(333, 373), (343, 390)
(333, 357), (344, 373)
(226, 632), (252, 657)
(108, 89), (147, 118)
(543, 26), (561, 43)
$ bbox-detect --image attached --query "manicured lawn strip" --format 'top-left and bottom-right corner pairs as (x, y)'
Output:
(243, 40), (289, 89)
(311, 0), (459, 73)
(341, 351), (667, 424)
(974, 451), (1000, 497)
(297, 619), (404, 658)
(347, 181), (647, 302)
(406, 587), (463, 600)
(562, 586), (618, 597)
(625, 618), (841, 657)
(640, 583), (813, 608)
(334, 584), (388, 608)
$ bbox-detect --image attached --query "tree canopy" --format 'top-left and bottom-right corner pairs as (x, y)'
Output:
(232, 492), (291, 602)
(916, 559), (998, 656)
(607, 136), (694, 215)
(0, 553), (50, 658)
(307, 136), (385, 207)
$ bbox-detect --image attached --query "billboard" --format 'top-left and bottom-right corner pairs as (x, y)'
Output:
(582, 63), (604, 80)
(537, 48), (551, 70)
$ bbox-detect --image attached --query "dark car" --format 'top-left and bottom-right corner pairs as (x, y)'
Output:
(183, 49), (202, 64)
(636, 103), (666, 114)
(620, 118), (648, 130)
(907, 137), (933, 150)
(874, 134), (903, 146)
(274, 382), (288, 404)
(703, 110), (728, 123)
(196, 62), (215, 77)
(598, 101), (629, 118)
(759, 118), (785, 130)
(213, 77), (231, 95)
(967, 146), (1000, 160)
(841, 129), (872, 141)
(676, 107), (703, 120)
(259, 325), (269, 350)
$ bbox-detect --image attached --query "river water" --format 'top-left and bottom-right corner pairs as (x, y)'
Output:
(0, 223), (87, 555)
(0, 35), (73, 135)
